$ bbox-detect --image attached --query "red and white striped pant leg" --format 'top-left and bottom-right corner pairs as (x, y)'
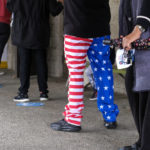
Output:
(63, 35), (93, 126)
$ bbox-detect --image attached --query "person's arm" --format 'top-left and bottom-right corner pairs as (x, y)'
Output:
(7, 0), (15, 12)
(49, 0), (63, 16)
(136, 0), (150, 31)
(122, 0), (150, 50)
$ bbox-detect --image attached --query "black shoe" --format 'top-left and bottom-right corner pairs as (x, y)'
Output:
(50, 119), (81, 132)
(119, 144), (139, 150)
(40, 93), (48, 101)
(89, 90), (97, 101)
(104, 120), (117, 129)
(13, 93), (29, 102)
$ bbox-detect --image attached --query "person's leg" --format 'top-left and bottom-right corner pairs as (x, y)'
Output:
(34, 49), (48, 100)
(85, 65), (95, 88)
(0, 23), (10, 63)
(88, 36), (119, 128)
(85, 65), (97, 100)
(51, 35), (93, 131)
(125, 65), (141, 147)
(140, 91), (150, 150)
(14, 48), (32, 102)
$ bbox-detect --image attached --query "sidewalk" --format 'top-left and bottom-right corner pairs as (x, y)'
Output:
(0, 70), (138, 150)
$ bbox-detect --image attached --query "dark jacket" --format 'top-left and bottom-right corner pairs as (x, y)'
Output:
(136, 0), (150, 30)
(119, 0), (133, 36)
(64, 0), (111, 38)
(7, 0), (63, 49)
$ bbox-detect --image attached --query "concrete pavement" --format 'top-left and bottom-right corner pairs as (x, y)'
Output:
(0, 70), (138, 150)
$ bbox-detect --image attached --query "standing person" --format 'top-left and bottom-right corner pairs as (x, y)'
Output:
(50, 0), (119, 132)
(7, 0), (63, 102)
(119, 0), (150, 150)
(0, 0), (11, 72)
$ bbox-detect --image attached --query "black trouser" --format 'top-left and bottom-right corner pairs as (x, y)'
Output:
(18, 47), (48, 94)
(125, 65), (150, 150)
(0, 22), (10, 63)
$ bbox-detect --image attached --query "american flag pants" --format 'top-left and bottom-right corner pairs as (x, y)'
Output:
(63, 35), (119, 126)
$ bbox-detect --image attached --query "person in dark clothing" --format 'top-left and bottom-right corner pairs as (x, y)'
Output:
(119, 0), (150, 150)
(0, 0), (11, 64)
(50, 0), (119, 132)
(7, 0), (63, 102)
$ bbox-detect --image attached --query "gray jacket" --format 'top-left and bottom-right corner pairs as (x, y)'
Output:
(119, 0), (150, 91)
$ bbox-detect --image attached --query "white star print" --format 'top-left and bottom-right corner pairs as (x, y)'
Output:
(99, 77), (103, 81)
(107, 76), (111, 80)
(101, 68), (105, 71)
(92, 51), (95, 54)
(109, 95), (112, 99)
(108, 105), (112, 108)
(104, 112), (107, 115)
(94, 44), (98, 47)
(104, 86), (108, 90)
(90, 59), (93, 62)
(100, 105), (104, 109)
(101, 96), (105, 100)
(108, 68), (111, 71)
(107, 116), (111, 120)
(112, 85), (114, 89)
(94, 68), (98, 71)
(97, 87), (100, 91)
(103, 60), (106, 64)
(95, 59), (99, 63)
(99, 52), (102, 55)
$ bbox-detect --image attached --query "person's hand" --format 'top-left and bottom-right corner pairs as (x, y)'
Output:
(122, 26), (142, 51)
(58, 0), (64, 5)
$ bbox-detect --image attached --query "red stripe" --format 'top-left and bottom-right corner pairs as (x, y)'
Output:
(65, 41), (91, 46)
(71, 72), (84, 75)
(69, 60), (86, 64)
(65, 48), (88, 53)
(68, 66), (85, 69)
(70, 78), (83, 82)
(70, 85), (84, 88)
(65, 35), (93, 43)
(69, 104), (84, 109)
(69, 98), (83, 102)
(69, 92), (83, 95)
(66, 55), (86, 59)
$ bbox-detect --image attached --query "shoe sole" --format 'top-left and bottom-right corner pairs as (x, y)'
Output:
(89, 98), (97, 101)
(50, 125), (81, 132)
(13, 99), (30, 102)
(40, 98), (48, 101)
(104, 124), (117, 129)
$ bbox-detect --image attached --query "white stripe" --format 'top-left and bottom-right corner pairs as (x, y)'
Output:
(65, 51), (87, 56)
(70, 81), (84, 85)
(70, 75), (84, 78)
(67, 58), (86, 62)
(68, 117), (82, 122)
(137, 16), (150, 23)
(69, 102), (84, 105)
(68, 108), (84, 113)
(69, 88), (84, 92)
(69, 69), (85, 72)
(67, 63), (86, 68)
(69, 95), (84, 99)
(65, 38), (92, 44)
(65, 44), (90, 50)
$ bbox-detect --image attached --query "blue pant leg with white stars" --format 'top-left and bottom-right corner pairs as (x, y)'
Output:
(87, 35), (119, 122)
